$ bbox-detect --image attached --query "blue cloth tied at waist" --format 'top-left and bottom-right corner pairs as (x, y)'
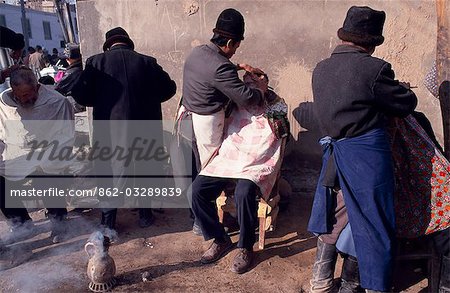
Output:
(308, 128), (396, 291)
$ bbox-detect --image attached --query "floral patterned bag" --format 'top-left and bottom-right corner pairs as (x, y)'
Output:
(389, 115), (450, 238)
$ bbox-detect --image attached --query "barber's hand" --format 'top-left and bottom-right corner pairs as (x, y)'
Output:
(243, 71), (269, 94)
(238, 63), (265, 75)
(254, 74), (269, 94)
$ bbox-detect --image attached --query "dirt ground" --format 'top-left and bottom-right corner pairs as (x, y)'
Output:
(0, 156), (430, 293)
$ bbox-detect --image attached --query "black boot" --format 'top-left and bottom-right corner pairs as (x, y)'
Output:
(138, 208), (154, 228)
(440, 255), (450, 293)
(339, 255), (361, 293)
(101, 208), (117, 230)
(50, 217), (66, 244)
(310, 237), (338, 292)
(47, 209), (68, 243)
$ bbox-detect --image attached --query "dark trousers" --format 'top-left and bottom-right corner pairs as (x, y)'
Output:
(191, 175), (258, 250)
(101, 208), (153, 229)
(0, 176), (67, 225)
(97, 178), (154, 229)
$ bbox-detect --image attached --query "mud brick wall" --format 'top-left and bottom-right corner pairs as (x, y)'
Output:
(76, 0), (438, 157)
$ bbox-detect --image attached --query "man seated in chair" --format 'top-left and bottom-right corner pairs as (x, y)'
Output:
(190, 72), (289, 274)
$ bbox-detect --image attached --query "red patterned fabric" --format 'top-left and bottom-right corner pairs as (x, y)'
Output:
(389, 115), (450, 238)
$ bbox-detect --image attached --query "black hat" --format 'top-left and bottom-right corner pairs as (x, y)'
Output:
(213, 8), (245, 41)
(337, 6), (386, 47)
(63, 43), (81, 59)
(102, 27), (135, 52)
(11, 33), (25, 51)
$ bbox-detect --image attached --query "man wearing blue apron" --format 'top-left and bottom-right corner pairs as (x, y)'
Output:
(308, 6), (418, 292)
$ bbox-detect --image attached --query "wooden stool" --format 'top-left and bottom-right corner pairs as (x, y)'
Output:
(216, 191), (280, 250)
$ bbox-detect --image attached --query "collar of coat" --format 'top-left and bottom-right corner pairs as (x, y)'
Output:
(67, 59), (82, 70)
(332, 44), (370, 56)
(206, 42), (231, 59)
(206, 41), (221, 53)
(109, 44), (133, 51)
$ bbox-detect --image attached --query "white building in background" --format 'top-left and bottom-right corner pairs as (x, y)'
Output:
(2, 0), (58, 13)
(0, 2), (77, 51)
(25, 0), (57, 13)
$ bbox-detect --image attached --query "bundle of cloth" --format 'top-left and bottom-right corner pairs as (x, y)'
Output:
(388, 113), (450, 237)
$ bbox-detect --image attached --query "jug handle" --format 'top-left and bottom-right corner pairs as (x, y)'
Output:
(85, 242), (95, 258)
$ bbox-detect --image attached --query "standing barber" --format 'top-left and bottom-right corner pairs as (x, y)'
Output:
(183, 8), (268, 273)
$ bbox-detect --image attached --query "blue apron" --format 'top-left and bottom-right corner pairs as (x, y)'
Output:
(308, 128), (396, 291)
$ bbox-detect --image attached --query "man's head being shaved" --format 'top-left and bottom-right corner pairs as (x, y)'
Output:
(10, 67), (39, 108)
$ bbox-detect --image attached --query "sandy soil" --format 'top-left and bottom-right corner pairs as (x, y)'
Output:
(0, 157), (430, 293)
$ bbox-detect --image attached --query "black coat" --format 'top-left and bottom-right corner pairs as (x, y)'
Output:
(55, 60), (85, 113)
(0, 26), (24, 50)
(55, 60), (83, 95)
(312, 44), (417, 139)
(72, 45), (176, 120)
(72, 45), (176, 181)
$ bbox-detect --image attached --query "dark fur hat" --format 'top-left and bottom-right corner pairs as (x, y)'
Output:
(337, 6), (386, 47)
(103, 27), (135, 52)
(212, 8), (245, 41)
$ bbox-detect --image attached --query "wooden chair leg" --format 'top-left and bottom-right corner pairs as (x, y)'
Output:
(218, 207), (224, 224)
(216, 192), (226, 224)
(257, 201), (269, 250)
(258, 216), (266, 250)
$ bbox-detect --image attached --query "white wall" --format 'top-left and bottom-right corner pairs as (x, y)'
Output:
(0, 3), (66, 51)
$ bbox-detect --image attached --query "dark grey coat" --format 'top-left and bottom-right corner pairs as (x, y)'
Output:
(312, 44), (417, 139)
(182, 42), (262, 115)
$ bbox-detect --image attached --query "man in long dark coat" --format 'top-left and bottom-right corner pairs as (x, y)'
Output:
(73, 27), (176, 230)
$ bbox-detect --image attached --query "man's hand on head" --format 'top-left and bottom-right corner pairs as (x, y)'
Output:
(255, 75), (269, 94)
(237, 63), (265, 76)
(243, 72), (269, 95)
